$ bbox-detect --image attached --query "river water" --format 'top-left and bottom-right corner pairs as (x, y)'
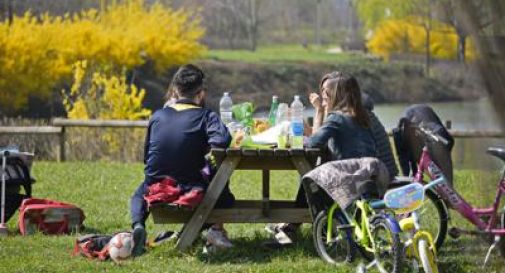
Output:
(374, 98), (503, 170)
(262, 97), (504, 170)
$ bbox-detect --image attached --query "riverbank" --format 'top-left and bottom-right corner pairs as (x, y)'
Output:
(18, 48), (484, 118)
(136, 56), (484, 112)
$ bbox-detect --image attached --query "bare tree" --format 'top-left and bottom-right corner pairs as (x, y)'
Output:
(456, 0), (505, 127)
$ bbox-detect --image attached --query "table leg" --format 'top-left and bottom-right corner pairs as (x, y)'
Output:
(262, 170), (270, 216)
(176, 156), (240, 251)
(290, 156), (317, 221)
(290, 156), (313, 176)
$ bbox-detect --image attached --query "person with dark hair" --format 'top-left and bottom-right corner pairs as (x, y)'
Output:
(130, 64), (235, 256)
(267, 72), (377, 245)
(362, 93), (399, 179)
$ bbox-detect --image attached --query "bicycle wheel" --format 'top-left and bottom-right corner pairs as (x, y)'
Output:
(418, 238), (439, 273)
(313, 210), (352, 265)
(389, 183), (448, 250)
(370, 215), (402, 273)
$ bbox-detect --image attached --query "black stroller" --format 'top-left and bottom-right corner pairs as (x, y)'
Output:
(0, 147), (35, 235)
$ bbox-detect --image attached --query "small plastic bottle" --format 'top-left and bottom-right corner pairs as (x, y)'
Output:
(219, 92), (233, 125)
(268, 95), (279, 126)
(275, 103), (289, 125)
(290, 95), (304, 149)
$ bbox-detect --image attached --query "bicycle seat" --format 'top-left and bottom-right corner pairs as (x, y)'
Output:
(487, 146), (505, 163)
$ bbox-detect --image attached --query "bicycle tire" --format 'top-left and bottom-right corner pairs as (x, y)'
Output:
(389, 182), (449, 250)
(370, 214), (402, 273)
(418, 238), (439, 273)
(312, 210), (353, 265)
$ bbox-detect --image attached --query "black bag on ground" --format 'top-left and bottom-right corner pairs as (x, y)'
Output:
(73, 234), (113, 260)
(0, 150), (35, 222)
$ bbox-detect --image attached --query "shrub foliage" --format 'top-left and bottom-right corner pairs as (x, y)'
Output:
(0, 0), (205, 112)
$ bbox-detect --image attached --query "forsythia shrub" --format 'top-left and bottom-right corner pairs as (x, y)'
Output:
(62, 60), (151, 158)
(62, 60), (151, 120)
(367, 18), (476, 61)
(0, 0), (205, 112)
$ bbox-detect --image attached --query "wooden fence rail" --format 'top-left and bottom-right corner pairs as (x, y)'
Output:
(0, 118), (503, 161)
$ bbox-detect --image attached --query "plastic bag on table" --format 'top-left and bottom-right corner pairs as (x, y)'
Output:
(232, 102), (254, 129)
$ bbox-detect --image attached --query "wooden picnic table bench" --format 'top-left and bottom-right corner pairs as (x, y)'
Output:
(150, 147), (324, 251)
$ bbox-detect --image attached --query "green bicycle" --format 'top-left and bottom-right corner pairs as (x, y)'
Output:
(312, 181), (403, 273)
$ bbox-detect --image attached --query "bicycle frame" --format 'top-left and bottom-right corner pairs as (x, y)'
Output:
(327, 201), (377, 252)
(415, 146), (505, 235)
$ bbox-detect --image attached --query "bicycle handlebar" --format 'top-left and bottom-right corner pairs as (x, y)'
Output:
(415, 126), (450, 146)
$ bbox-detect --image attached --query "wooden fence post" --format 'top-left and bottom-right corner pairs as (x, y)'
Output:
(59, 126), (66, 162)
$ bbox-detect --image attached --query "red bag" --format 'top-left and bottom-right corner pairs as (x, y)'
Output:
(18, 198), (85, 235)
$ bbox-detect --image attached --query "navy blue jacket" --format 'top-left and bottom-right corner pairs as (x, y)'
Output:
(307, 111), (376, 161)
(143, 99), (231, 184)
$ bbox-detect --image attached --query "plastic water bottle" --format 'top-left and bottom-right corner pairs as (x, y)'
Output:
(219, 92), (233, 125)
(268, 95), (279, 126)
(275, 103), (289, 125)
(290, 95), (304, 148)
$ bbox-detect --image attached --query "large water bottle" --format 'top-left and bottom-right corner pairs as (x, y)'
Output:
(219, 92), (233, 125)
(290, 95), (304, 148)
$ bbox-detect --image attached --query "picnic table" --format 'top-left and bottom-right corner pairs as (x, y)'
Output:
(150, 147), (323, 251)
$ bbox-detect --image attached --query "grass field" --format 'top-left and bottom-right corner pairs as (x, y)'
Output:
(1, 162), (505, 273)
(206, 44), (375, 64)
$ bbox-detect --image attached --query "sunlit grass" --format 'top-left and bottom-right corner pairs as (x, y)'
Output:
(0, 162), (503, 272)
(206, 44), (375, 64)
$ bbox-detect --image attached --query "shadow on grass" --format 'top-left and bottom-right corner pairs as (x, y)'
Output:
(437, 236), (503, 273)
(195, 231), (319, 265)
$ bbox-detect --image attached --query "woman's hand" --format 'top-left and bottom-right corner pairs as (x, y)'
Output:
(309, 92), (323, 111)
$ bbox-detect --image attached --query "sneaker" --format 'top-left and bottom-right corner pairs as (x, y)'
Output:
(202, 242), (218, 255)
(131, 225), (147, 257)
(264, 223), (298, 245)
(206, 227), (233, 249)
(151, 231), (178, 246)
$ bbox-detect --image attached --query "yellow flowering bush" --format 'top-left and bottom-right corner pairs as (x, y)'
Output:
(0, 0), (205, 112)
(62, 60), (151, 120)
(62, 60), (151, 158)
(367, 18), (476, 61)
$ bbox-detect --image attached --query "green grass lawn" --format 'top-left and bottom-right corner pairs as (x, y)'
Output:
(1, 162), (505, 273)
(206, 44), (375, 64)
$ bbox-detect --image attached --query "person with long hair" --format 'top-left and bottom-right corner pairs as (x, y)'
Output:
(307, 72), (375, 159)
(266, 72), (377, 245)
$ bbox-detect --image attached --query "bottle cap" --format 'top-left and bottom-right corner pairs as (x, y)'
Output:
(273, 95), (278, 102)
(224, 92), (230, 96)
(294, 95), (300, 100)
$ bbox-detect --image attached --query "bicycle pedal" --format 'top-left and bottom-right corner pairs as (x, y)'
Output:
(337, 224), (354, 230)
(448, 227), (461, 239)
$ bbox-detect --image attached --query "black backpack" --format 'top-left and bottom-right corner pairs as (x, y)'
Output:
(1, 152), (35, 222)
(393, 104), (454, 184)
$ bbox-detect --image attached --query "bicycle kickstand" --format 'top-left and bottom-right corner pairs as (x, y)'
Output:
(482, 235), (500, 268)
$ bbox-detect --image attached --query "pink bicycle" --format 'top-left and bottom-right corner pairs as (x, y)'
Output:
(411, 126), (505, 265)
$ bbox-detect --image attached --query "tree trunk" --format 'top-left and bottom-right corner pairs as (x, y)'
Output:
(247, 0), (258, 51)
(457, 34), (466, 62)
(4, 0), (13, 25)
(425, 26), (431, 76)
(315, 0), (322, 46)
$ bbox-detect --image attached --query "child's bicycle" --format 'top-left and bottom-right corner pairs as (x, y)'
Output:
(410, 125), (505, 266)
(368, 178), (444, 273)
(312, 178), (442, 273)
(312, 181), (403, 273)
